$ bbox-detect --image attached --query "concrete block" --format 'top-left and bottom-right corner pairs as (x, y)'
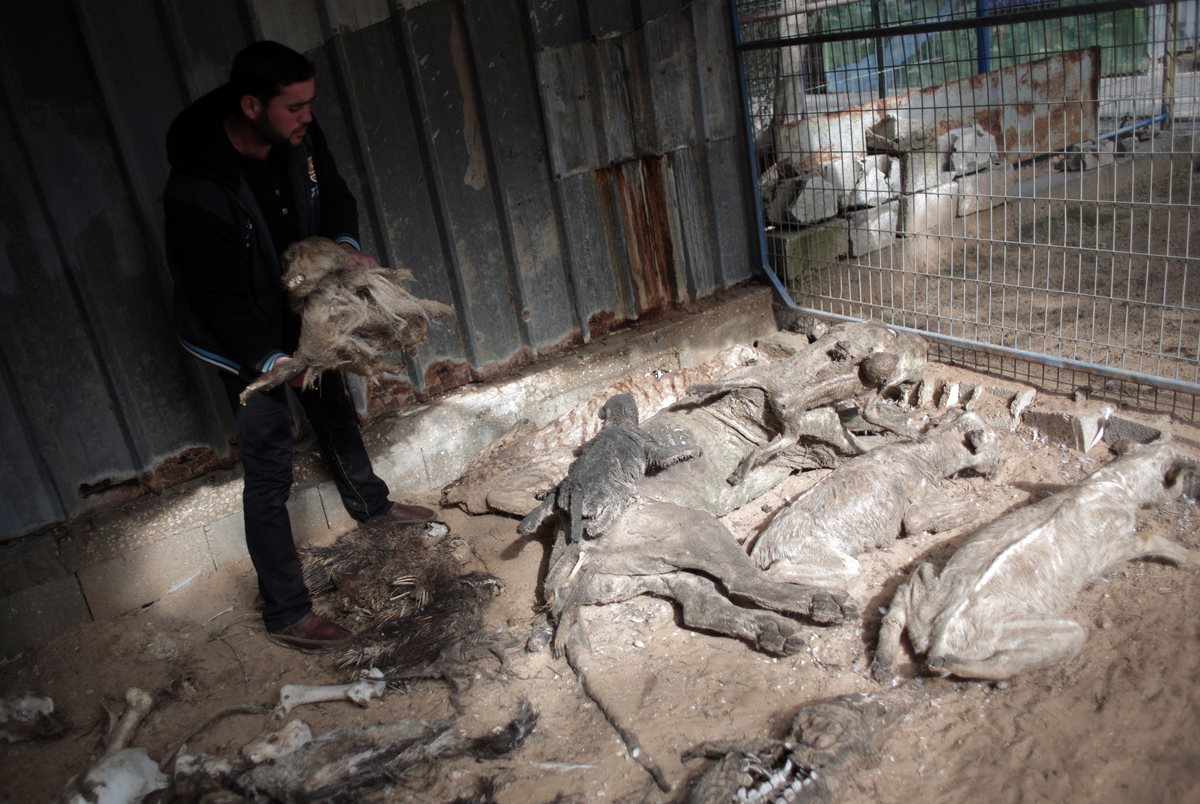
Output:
(956, 167), (1015, 217)
(939, 124), (998, 176)
(846, 201), (899, 257)
(78, 529), (214, 620)
(205, 513), (247, 568)
(1102, 414), (1161, 445)
(900, 144), (953, 193)
(0, 534), (66, 597)
(767, 223), (849, 284)
(900, 181), (958, 235)
(1023, 402), (1114, 452)
(788, 174), (839, 223)
(0, 575), (91, 657)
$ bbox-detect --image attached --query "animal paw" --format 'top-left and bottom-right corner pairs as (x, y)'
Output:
(808, 590), (857, 624)
(754, 618), (805, 657)
(868, 659), (896, 684)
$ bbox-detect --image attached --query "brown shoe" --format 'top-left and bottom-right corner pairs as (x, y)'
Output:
(383, 501), (439, 523)
(267, 612), (353, 653)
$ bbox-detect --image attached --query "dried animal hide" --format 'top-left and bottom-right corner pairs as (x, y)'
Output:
(0, 692), (65, 743)
(300, 519), (507, 698)
(239, 237), (453, 404)
(440, 344), (768, 517)
(749, 410), (1003, 590)
(681, 320), (928, 485)
(873, 440), (1200, 681)
(518, 394), (701, 542)
(682, 693), (909, 803)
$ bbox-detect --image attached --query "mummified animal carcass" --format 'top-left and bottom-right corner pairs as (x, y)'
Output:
(239, 236), (454, 404)
(749, 411), (1003, 590)
(682, 692), (909, 804)
(518, 394), (702, 542)
(681, 320), (927, 485)
(545, 500), (856, 658)
(872, 440), (1199, 681)
(300, 518), (507, 699)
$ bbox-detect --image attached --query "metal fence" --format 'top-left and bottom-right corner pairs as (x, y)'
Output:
(733, 0), (1200, 417)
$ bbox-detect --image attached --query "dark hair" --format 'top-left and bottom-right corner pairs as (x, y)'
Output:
(229, 41), (315, 108)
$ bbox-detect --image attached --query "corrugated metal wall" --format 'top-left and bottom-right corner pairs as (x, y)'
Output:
(0, 0), (758, 539)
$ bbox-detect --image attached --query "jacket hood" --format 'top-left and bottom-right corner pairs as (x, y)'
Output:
(166, 85), (240, 187)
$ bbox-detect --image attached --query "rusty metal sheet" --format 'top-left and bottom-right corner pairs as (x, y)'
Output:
(777, 49), (1101, 170)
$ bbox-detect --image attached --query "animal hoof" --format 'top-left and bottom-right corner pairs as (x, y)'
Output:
(809, 592), (855, 624)
(525, 624), (554, 654)
(868, 661), (895, 684)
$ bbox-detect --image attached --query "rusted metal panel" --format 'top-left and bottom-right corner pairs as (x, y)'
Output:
(704, 137), (757, 289)
(558, 172), (634, 325)
(465, 0), (581, 351)
(601, 157), (676, 315)
(666, 147), (716, 302)
(525, 0), (586, 49)
(692, 0), (742, 142)
(585, 0), (635, 38)
(632, 9), (701, 154)
(777, 49), (1101, 171)
(403, 2), (526, 368)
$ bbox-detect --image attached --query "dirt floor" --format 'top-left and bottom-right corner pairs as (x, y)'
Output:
(4, 363), (1200, 803)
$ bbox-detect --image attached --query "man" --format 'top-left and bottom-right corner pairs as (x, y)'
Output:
(163, 41), (436, 652)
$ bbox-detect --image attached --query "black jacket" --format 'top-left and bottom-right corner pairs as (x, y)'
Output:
(163, 85), (360, 379)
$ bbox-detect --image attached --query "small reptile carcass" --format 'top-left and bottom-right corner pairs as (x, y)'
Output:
(518, 393), (701, 543)
(750, 411), (1003, 590)
(872, 440), (1198, 681)
(681, 320), (927, 485)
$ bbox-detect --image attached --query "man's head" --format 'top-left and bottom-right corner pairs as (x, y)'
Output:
(229, 41), (315, 148)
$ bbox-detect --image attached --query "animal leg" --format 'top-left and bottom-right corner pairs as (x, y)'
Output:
(901, 494), (980, 536)
(928, 617), (1088, 680)
(656, 574), (806, 656)
(516, 491), (557, 536)
(727, 434), (797, 486)
(760, 543), (862, 591)
(790, 407), (867, 456)
(1129, 533), (1198, 568)
(870, 562), (936, 682)
(682, 378), (768, 405)
(716, 558), (856, 625)
(645, 441), (702, 470)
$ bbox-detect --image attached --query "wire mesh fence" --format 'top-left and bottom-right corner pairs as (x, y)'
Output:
(734, 0), (1200, 417)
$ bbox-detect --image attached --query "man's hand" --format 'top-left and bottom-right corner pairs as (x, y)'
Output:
(338, 241), (379, 269)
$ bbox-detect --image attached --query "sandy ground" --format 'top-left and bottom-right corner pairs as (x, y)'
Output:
(3, 368), (1200, 803)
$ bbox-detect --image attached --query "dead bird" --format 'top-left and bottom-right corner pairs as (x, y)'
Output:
(299, 518), (508, 700)
(518, 393), (702, 542)
(239, 236), (454, 404)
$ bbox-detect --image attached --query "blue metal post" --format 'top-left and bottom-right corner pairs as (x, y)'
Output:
(977, 0), (991, 74)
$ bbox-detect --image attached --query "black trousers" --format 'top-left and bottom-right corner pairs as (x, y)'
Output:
(220, 371), (391, 629)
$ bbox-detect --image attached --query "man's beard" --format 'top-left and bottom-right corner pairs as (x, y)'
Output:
(251, 115), (295, 148)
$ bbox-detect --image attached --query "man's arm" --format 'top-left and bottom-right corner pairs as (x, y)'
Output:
(163, 196), (287, 374)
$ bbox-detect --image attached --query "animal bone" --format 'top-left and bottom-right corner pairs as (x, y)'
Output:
(0, 692), (64, 742)
(239, 237), (454, 404)
(518, 393), (701, 542)
(242, 719), (314, 763)
(105, 687), (154, 756)
(750, 411), (1002, 590)
(681, 320), (927, 485)
(872, 440), (1199, 681)
(276, 668), (386, 717)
